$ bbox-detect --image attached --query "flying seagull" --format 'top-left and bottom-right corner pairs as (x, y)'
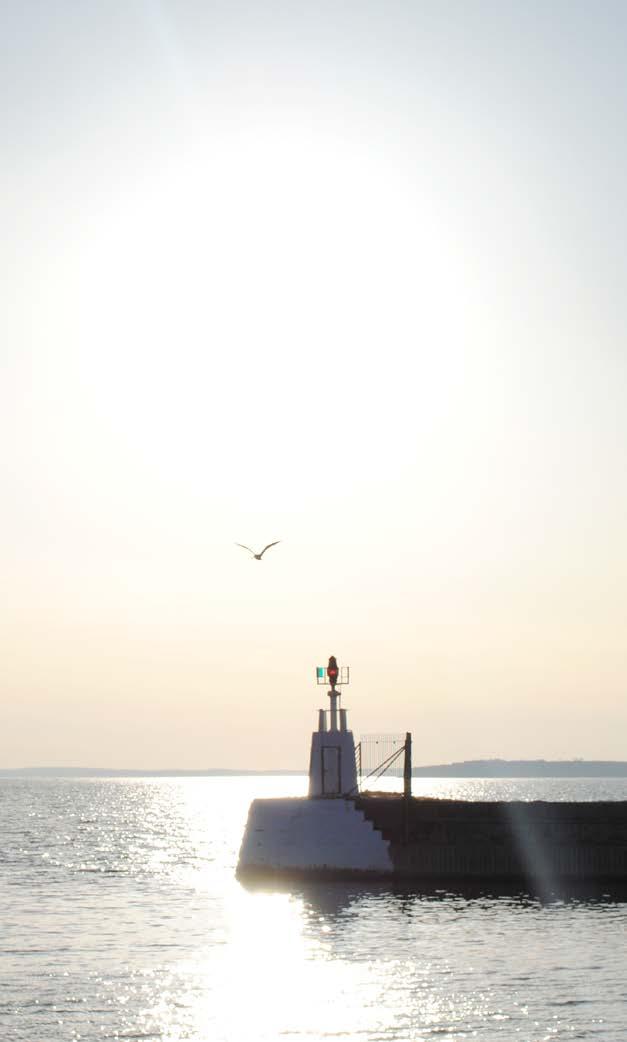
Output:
(235, 540), (281, 560)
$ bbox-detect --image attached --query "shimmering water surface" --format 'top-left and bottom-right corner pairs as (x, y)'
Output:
(2, 776), (627, 1041)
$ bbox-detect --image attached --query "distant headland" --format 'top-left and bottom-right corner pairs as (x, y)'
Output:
(2, 760), (627, 778)
(412, 760), (627, 778)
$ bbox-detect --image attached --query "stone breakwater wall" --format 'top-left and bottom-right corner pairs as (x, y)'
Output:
(356, 795), (627, 883)
(237, 797), (393, 879)
(237, 795), (627, 885)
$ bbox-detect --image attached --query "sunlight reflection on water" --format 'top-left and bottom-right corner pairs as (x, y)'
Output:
(1, 775), (626, 1041)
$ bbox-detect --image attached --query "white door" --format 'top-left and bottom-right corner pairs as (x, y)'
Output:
(322, 746), (341, 795)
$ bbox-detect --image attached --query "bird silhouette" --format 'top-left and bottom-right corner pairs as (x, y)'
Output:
(235, 540), (281, 560)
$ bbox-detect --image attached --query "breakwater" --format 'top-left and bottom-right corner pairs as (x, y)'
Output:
(360, 795), (627, 883)
(237, 794), (627, 887)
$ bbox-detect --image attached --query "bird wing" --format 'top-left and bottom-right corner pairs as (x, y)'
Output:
(258, 540), (281, 557)
(235, 543), (255, 555)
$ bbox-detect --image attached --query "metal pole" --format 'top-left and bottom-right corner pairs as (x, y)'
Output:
(329, 691), (338, 731)
(403, 732), (412, 798)
(403, 732), (412, 844)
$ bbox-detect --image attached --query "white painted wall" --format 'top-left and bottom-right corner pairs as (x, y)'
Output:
(308, 731), (357, 797)
(237, 797), (393, 875)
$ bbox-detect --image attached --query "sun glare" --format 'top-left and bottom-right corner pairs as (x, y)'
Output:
(66, 123), (480, 542)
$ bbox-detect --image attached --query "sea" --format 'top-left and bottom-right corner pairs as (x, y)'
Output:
(2, 775), (627, 1042)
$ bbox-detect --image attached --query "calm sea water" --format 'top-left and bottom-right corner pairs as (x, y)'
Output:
(2, 775), (627, 1042)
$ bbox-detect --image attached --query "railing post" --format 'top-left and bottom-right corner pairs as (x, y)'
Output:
(403, 732), (412, 844)
(403, 732), (412, 798)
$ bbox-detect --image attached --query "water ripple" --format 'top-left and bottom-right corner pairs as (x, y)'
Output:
(1, 776), (626, 1040)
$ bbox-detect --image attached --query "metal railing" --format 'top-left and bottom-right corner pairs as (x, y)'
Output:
(347, 732), (412, 798)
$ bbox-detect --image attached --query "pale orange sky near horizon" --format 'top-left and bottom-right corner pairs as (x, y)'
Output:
(2, 1), (627, 769)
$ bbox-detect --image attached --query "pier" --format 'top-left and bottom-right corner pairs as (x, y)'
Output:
(237, 658), (627, 889)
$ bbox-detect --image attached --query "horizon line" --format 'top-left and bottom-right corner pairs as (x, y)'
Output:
(3, 757), (627, 777)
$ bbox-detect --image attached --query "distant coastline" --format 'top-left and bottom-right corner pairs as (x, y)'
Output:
(411, 760), (627, 778)
(0, 767), (302, 778)
(3, 760), (627, 778)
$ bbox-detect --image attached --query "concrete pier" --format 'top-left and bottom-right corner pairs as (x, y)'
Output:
(238, 794), (627, 886)
(357, 795), (627, 884)
(236, 659), (627, 889)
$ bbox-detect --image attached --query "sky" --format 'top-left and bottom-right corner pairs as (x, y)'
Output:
(2, 0), (627, 769)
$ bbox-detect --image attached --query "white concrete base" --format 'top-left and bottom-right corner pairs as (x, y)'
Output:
(237, 797), (394, 877)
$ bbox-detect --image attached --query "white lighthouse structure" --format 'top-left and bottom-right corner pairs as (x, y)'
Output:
(237, 655), (394, 879)
(308, 656), (358, 797)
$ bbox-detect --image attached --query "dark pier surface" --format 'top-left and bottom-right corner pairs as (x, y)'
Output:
(355, 794), (627, 888)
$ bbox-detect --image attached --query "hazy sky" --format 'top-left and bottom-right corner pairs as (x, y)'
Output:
(3, 1), (627, 769)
